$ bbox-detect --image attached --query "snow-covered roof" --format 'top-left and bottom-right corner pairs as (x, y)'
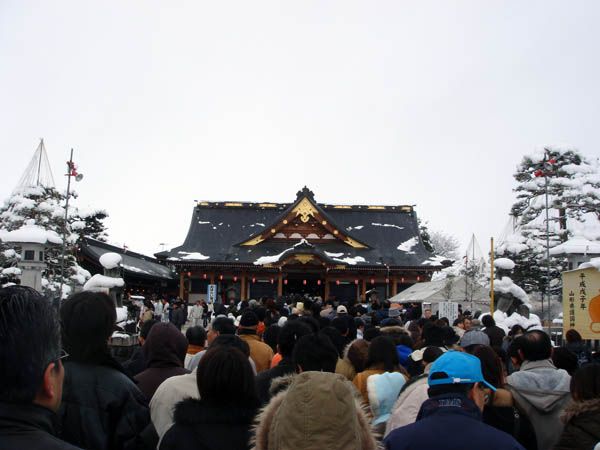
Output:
(388, 276), (489, 304)
(549, 237), (600, 256)
(578, 257), (600, 271)
(0, 220), (63, 245)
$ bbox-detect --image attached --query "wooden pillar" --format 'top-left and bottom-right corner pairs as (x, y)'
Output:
(361, 278), (367, 302)
(210, 272), (215, 284)
(241, 273), (247, 300)
(179, 272), (185, 299)
(392, 275), (398, 297)
(324, 276), (330, 301)
(277, 273), (283, 297)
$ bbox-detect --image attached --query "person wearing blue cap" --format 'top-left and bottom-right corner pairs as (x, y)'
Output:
(383, 351), (525, 450)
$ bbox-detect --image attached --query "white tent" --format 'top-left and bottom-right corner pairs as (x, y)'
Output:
(388, 276), (490, 311)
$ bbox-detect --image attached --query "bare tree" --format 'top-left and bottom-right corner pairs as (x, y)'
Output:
(430, 231), (460, 260)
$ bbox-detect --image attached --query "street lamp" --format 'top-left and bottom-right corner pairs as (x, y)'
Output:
(58, 149), (83, 301)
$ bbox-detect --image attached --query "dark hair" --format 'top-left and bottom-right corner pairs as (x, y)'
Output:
(185, 326), (207, 347)
(262, 324), (280, 352)
(346, 339), (370, 373)
(366, 336), (399, 372)
(508, 325), (525, 337)
(140, 319), (158, 340)
(278, 321), (312, 358)
(565, 329), (583, 344)
(436, 317), (450, 327)
(211, 316), (236, 335)
(552, 347), (579, 376)
(471, 344), (504, 387)
(363, 326), (381, 342)
(320, 326), (345, 357)
(423, 346), (444, 364)
(0, 286), (61, 403)
(481, 315), (495, 328)
(196, 346), (257, 407)
(293, 333), (338, 372)
(517, 330), (552, 362)
(422, 322), (445, 347)
(331, 317), (349, 336)
(570, 363), (600, 401)
(211, 334), (250, 357)
(60, 291), (116, 363)
(428, 371), (474, 397)
(298, 315), (320, 334)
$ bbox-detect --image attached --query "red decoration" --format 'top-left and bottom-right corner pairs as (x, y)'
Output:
(317, 280), (321, 286)
(270, 278), (274, 284)
(252, 277), (256, 283)
(203, 273), (207, 279)
(549, 158), (556, 164)
(303, 279), (307, 285)
(370, 278), (375, 284)
(284, 279), (288, 285)
(187, 272), (191, 277)
(401, 277), (405, 283)
(233, 276), (238, 282)
(417, 276), (421, 281)
(354, 279), (359, 285)
(336, 280), (340, 285)
(534, 169), (544, 177)
(385, 278), (389, 284)
(219, 275), (223, 281)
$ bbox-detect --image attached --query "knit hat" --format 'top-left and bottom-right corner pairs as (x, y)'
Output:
(239, 310), (259, 327)
(460, 330), (490, 348)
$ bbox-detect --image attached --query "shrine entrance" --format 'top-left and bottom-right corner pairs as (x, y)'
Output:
(283, 272), (325, 297)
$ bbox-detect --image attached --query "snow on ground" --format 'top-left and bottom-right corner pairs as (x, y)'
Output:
(0, 220), (63, 244)
(83, 274), (125, 291)
(99, 252), (122, 269)
(1, 267), (21, 275)
(397, 237), (418, 253)
(494, 258), (515, 270)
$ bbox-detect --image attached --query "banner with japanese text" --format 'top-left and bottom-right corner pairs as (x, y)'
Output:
(562, 267), (600, 340)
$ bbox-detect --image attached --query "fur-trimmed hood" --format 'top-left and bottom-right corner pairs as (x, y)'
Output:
(252, 371), (378, 450)
(561, 398), (600, 424)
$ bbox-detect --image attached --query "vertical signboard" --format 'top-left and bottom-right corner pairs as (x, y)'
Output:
(207, 284), (218, 304)
(563, 267), (600, 339)
(438, 301), (459, 324)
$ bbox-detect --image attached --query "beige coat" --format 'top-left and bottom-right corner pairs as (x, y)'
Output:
(240, 333), (274, 373)
(252, 371), (377, 450)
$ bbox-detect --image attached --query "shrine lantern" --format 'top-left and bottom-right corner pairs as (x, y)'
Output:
(219, 274), (223, 281)
(401, 277), (405, 283)
(203, 273), (207, 279)
(303, 279), (307, 285)
(284, 279), (288, 285)
(336, 280), (340, 285)
(385, 277), (389, 284)
(417, 276), (421, 281)
(270, 278), (274, 284)
(233, 276), (238, 282)
(317, 280), (321, 286)
(354, 279), (359, 285)
(370, 278), (375, 285)
(252, 277), (256, 283)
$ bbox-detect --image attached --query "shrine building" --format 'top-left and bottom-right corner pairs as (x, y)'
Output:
(155, 187), (450, 303)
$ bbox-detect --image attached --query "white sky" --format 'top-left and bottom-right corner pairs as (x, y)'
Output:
(1, 1), (599, 257)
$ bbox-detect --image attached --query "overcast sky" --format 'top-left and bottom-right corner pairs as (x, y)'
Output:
(1, 1), (599, 257)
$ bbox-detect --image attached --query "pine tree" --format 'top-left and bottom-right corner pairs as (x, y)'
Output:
(503, 146), (600, 295)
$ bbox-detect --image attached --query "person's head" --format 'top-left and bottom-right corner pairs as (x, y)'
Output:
(144, 322), (188, 367)
(422, 322), (445, 347)
(263, 324), (281, 353)
(507, 339), (523, 370)
(331, 317), (349, 336)
(428, 351), (496, 411)
(238, 310), (259, 334)
(196, 346), (257, 408)
(345, 339), (370, 373)
(551, 347), (579, 376)
(139, 319), (157, 345)
(185, 326), (207, 348)
(422, 346), (444, 367)
(210, 334), (250, 357)
(60, 291), (116, 363)
(0, 286), (64, 411)
(366, 336), (399, 372)
(423, 309), (432, 319)
(278, 321), (312, 358)
(470, 344), (505, 387)
(463, 317), (472, 331)
(207, 316), (236, 345)
(363, 326), (381, 342)
(516, 330), (552, 362)
(481, 315), (495, 328)
(570, 363), (600, 402)
(460, 330), (490, 350)
(508, 324), (525, 338)
(293, 332), (338, 373)
(565, 329), (583, 344)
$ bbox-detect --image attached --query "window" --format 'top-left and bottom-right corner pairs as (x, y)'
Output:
(24, 250), (35, 261)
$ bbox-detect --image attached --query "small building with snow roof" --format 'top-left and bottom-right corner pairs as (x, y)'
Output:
(155, 187), (450, 303)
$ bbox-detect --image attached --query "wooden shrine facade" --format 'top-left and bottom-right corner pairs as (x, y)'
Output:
(155, 187), (451, 303)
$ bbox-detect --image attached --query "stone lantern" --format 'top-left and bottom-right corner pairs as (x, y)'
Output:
(0, 220), (62, 292)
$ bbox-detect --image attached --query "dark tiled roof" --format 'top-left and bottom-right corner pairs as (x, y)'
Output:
(82, 238), (174, 280)
(156, 192), (446, 269)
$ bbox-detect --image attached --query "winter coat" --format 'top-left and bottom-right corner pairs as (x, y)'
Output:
(150, 370), (199, 443)
(366, 372), (406, 430)
(353, 368), (386, 404)
(385, 373), (429, 436)
(170, 307), (186, 329)
(565, 342), (592, 367)
(336, 357), (357, 381)
(239, 333), (274, 373)
(507, 359), (571, 450)
(159, 398), (257, 450)
(555, 399), (600, 450)
(252, 371), (378, 450)
(0, 402), (82, 450)
(60, 360), (151, 450)
(123, 346), (147, 377)
(383, 394), (525, 450)
(255, 356), (296, 406)
(134, 322), (190, 401)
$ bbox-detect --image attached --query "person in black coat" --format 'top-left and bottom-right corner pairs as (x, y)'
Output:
(123, 319), (158, 377)
(255, 321), (312, 405)
(59, 291), (153, 450)
(160, 346), (259, 450)
(0, 286), (82, 450)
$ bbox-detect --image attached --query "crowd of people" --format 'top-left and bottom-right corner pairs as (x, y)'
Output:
(1, 285), (599, 450)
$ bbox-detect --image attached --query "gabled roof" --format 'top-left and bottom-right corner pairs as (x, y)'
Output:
(81, 238), (174, 280)
(156, 188), (445, 269)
